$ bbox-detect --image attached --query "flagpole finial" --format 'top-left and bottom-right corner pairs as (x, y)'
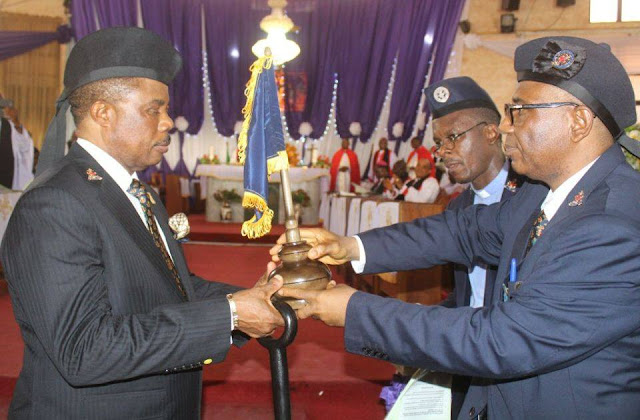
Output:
(264, 47), (272, 57)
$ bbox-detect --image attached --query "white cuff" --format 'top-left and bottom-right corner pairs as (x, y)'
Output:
(350, 235), (367, 274)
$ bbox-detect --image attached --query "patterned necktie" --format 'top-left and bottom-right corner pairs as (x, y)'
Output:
(127, 179), (186, 298)
(525, 209), (549, 256)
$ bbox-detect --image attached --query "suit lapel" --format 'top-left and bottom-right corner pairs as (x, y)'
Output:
(70, 146), (188, 301)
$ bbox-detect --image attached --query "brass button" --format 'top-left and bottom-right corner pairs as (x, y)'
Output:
(204, 358), (212, 365)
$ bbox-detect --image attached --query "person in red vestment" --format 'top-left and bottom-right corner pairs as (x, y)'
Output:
(329, 138), (360, 193)
(406, 136), (435, 179)
(370, 137), (396, 181)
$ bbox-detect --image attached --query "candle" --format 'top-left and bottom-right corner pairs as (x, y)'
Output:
(311, 145), (318, 165)
(209, 146), (215, 159)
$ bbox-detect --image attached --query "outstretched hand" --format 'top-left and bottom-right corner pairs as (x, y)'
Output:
(232, 262), (284, 338)
(277, 281), (357, 327)
(269, 228), (360, 266)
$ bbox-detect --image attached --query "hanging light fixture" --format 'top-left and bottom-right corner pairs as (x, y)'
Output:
(252, 0), (300, 65)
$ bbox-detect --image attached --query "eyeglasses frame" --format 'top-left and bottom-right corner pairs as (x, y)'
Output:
(504, 102), (580, 125)
(434, 121), (488, 151)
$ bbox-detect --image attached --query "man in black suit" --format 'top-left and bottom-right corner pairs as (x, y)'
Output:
(1, 27), (284, 419)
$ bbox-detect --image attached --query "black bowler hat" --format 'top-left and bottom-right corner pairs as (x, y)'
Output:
(36, 27), (182, 176)
(515, 36), (639, 158)
(424, 76), (500, 120)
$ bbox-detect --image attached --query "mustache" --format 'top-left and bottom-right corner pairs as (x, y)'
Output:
(154, 136), (171, 147)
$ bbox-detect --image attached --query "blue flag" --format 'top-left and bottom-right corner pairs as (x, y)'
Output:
(237, 56), (289, 239)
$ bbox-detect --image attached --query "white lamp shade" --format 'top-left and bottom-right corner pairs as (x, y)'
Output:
(252, 32), (300, 65)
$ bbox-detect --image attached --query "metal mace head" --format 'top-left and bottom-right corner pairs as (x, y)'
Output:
(271, 168), (331, 309)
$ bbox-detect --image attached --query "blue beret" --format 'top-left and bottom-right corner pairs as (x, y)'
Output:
(515, 36), (636, 138)
(424, 76), (499, 120)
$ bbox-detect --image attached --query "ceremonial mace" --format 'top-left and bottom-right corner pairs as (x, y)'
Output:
(258, 51), (332, 419)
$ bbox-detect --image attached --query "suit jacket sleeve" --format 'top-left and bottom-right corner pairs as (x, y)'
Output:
(357, 197), (511, 274)
(1, 187), (235, 387)
(345, 213), (640, 379)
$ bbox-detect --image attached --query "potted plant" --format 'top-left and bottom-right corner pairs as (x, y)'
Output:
(213, 189), (242, 221)
(291, 189), (311, 225)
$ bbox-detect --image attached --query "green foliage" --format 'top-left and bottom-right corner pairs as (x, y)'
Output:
(291, 189), (311, 207)
(213, 189), (242, 203)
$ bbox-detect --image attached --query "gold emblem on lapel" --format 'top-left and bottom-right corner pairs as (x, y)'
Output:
(86, 168), (102, 181)
(568, 190), (584, 207)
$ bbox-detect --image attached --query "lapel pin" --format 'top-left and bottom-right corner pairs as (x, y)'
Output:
(86, 168), (102, 181)
(504, 179), (518, 193)
(568, 190), (584, 207)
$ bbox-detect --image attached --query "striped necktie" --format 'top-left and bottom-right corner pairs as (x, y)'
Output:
(127, 179), (186, 298)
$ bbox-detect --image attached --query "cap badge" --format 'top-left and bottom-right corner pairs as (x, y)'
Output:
(532, 40), (586, 80)
(433, 86), (450, 103)
(86, 168), (102, 181)
(552, 50), (575, 70)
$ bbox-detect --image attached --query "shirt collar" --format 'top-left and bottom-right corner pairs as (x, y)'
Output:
(540, 157), (598, 220)
(471, 161), (509, 200)
(76, 138), (138, 193)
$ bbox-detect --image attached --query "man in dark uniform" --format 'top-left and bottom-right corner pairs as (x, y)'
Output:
(424, 76), (524, 418)
(273, 36), (640, 419)
(1, 27), (284, 419)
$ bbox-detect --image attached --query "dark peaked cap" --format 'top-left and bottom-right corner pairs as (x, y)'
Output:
(424, 76), (500, 120)
(515, 36), (639, 158)
(36, 26), (182, 176)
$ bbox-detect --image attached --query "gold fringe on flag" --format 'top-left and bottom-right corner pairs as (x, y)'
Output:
(267, 150), (289, 175)
(237, 55), (273, 165)
(241, 191), (274, 239)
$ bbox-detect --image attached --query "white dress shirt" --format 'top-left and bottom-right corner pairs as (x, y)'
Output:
(352, 159), (598, 276)
(540, 158), (597, 220)
(76, 138), (174, 261)
(466, 163), (509, 308)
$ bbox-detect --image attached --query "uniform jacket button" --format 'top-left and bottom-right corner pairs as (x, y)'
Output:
(469, 406), (476, 417)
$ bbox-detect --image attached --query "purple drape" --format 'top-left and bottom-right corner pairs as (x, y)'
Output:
(422, 0), (467, 117)
(0, 25), (71, 61)
(71, 0), (137, 40)
(334, 0), (403, 142)
(282, 3), (341, 139)
(387, 0), (442, 144)
(70, 0), (467, 150)
(141, 0), (204, 135)
(203, 1), (263, 137)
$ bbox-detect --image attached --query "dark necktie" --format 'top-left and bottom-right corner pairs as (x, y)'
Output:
(525, 209), (549, 256)
(127, 179), (186, 298)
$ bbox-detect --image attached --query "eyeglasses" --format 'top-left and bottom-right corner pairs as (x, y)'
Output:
(434, 121), (487, 151)
(504, 102), (579, 125)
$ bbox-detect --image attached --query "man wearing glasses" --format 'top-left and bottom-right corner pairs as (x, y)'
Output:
(272, 36), (640, 419)
(424, 76), (525, 418)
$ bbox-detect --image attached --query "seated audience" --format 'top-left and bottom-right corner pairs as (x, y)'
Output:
(383, 160), (409, 199)
(395, 158), (438, 203)
(370, 164), (390, 195)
